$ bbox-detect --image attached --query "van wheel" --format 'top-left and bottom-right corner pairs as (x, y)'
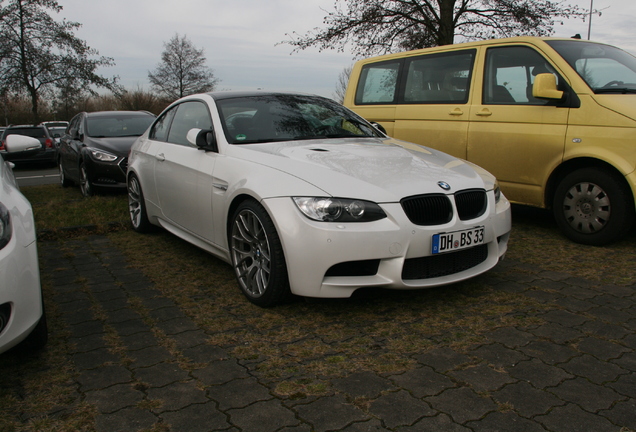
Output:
(553, 168), (634, 246)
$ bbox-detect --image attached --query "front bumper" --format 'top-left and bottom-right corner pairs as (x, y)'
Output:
(263, 192), (511, 298)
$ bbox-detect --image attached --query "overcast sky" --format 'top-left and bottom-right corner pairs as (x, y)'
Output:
(55, 0), (636, 99)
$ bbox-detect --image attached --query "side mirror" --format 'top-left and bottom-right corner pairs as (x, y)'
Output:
(187, 128), (218, 152)
(371, 122), (387, 135)
(533, 73), (564, 100)
(5, 135), (41, 153)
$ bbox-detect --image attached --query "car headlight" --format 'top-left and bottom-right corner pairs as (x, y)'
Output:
(494, 181), (501, 203)
(88, 148), (118, 162)
(293, 197), (387, 222)
(0, 203), (12, 250)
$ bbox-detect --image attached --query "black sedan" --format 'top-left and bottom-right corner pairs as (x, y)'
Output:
(58, 111), (155, 196)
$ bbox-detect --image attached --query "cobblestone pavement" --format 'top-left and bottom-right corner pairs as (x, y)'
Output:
(37, 235), (635, 432)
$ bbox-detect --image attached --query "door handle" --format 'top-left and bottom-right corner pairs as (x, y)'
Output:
(155, 153), (165, 162)
(476, 109), (492, 117)
(449, 108), (464, 116)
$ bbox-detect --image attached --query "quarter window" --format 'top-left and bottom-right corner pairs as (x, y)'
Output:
(355, 61), (400, 104)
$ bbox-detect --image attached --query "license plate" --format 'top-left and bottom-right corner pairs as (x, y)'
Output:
(432, 226), (485, 254)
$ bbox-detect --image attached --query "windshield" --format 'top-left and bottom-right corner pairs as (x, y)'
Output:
(86, 115), (154, 138)
(547, 40), (636, 94)
(216, 94), (382, 144)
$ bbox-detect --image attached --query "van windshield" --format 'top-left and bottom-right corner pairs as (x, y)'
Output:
(546, 40), (636, 94)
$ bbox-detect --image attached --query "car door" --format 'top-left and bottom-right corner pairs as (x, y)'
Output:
(151, 100), (218, 241)
(60, 114), (83, 181)
(393, 49), (477, 160)
(467, 45), (570, 207)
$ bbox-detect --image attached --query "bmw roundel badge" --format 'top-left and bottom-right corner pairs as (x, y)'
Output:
(437, 181), (451, 191)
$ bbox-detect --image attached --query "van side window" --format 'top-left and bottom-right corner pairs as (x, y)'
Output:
(355, 61), (400, 104)
(484, 46), (561, 105)
(403, 50), (475, 104)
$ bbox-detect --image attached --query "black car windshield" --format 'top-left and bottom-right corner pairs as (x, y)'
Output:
(546, 40), (636, 94)
(86, 115), (154, 138)
(216, 94), (383, 144)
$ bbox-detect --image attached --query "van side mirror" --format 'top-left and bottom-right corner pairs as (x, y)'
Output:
(533, 73), (564, 100)
(371, 122), (387, 135)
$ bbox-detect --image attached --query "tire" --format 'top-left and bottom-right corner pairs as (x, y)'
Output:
(229, 200), (290, 307)
(553, 167), (634, 246)
(79, 161), (94, 197)
(59, 158), (72, 187)
(127, 174), (154, 233)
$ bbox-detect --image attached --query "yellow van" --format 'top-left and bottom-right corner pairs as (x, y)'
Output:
(344, 36), (636, 246)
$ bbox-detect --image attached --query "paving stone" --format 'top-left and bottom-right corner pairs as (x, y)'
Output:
(161, 402), (229, 432)
(340, 419), (390, 431)
(69, 320), (105, 339)
(104, 308), (142, 324)
(110, 318), (150, 337)
(72, 348), (120, 370)
(148, 306), (188, 321)
(414, 347), (472, 372)
(172, 330), (212, 351)
(597, 284), (635, 298)
(135, 362), (191, 388)
(495, 281), (530, 294)
(607, 372), (636, 398)
(535, 403), (618, 432)
(294, 394), (368, 432)
(141, 296), (178, 311)
(207, 377), (272, 409)
(389, 366), (455, 398)
(524, 289), (562, 303)
(579, 321), (631, 340)
(182, 342), (229, 363)
(591, 293), (630, 309)
(128, 345), (173, 368)
(147, 380), (208, 413)
(156, 316), (200, 335)
(518, 340), (578, 365)
(557, 284), (598, 300)
(94, 407), (157, 432)
(426, 387), (497, 424)
(84, 383), (145, 414)
(554, 296), (596, 312)
(547, 377), (625, 412)
(449, 364), (516, 392)
(560, 354), (627, 384)
(492, 381), (564, 417)
(508, 358), (573, 388)
(192, 359), (250, 385)
(585, 306), (634, 324)
(68, 334), (108, 354)
(528, 322), (584, 344)
(612, 352), (636, 372)
(541, 309), (589, 327)
(99, 297), (131, 312)
(119, 330), (160, 351)
(599, 398), (636, 430)
(230, 399), (304, 432)
(76, 364), (133, 392)
(63, 308), (96, 325)
(332, 371), (394, 399)
(465, 411), (546, 432)
(576, 337), (630, 360)
(469, 343), (529, 368)
(368, 390), (435, 428)
(486, 327), (534, 348)
(400, 413), (471, 432)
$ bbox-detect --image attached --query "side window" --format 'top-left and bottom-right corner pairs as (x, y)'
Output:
(150, 106), (177, 141)
(68, 115), (80, 138)
(484, 46), (561, 105)
(403, 50), (475, 104)
(355, 61), (400, 104)
(167, 101), (213, 146)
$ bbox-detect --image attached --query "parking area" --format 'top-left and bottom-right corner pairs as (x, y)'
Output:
(1, 208), (632, 432)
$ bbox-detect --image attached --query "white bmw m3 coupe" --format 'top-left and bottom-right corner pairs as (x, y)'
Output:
(127, 92), (511, 306)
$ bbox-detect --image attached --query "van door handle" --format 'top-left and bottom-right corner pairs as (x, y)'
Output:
(476, 109), (492, 117)
(156, 153), (165, 162)
(449, 108), (464, 116)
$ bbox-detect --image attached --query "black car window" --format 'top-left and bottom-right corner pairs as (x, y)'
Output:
(68, 115), (81, 138)
(86, 114), (154, 138)
(150, 106), (178, 142)
(166, 101), (213, 146)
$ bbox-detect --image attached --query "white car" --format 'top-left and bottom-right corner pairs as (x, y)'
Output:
(127, 92), (511, 307)
(0, 135), (47, 354)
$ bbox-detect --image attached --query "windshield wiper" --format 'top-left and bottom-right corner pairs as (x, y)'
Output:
(594, 88), (636, 94)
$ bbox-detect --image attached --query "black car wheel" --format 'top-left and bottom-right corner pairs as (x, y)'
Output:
(59, 159), (72, 187)
(553, 167), (634, 246)
(79, 161), (93, 197)
(229, 200), (290, 307)
(127, 174), (154, 233)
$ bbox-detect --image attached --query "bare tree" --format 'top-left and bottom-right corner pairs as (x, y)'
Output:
(148, 34), (219, 100)
(284, 0), (582, 57)
(333, 65), (353, 103)
(0, 0), (118, 124)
